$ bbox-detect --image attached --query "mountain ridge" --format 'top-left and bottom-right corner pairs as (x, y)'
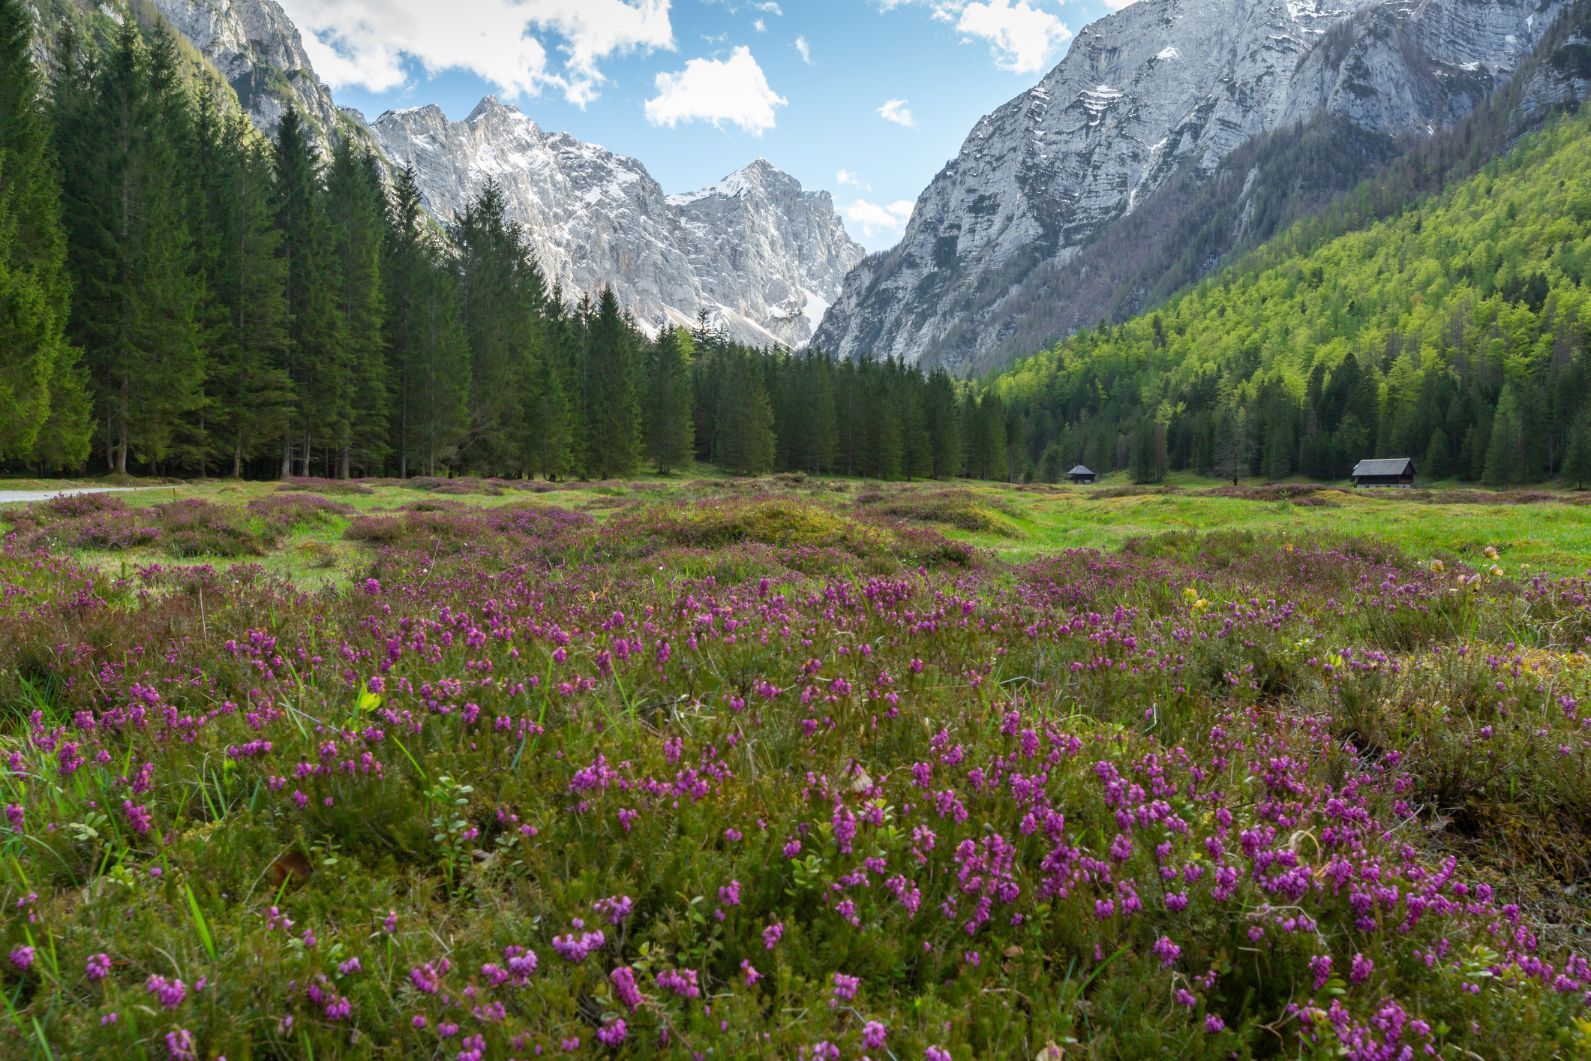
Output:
(27, 0), (864, 349)
(814, 0), (1572, 373)
(369, 96), (864, 349)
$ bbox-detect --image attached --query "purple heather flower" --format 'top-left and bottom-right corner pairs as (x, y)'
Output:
(1153, 936), (1181, 969)
(610, 966), (643, 1011)
(164, 1029), (197, 1061)
(596, 1019), (627, 1048)
(145, 974), (187, 1009)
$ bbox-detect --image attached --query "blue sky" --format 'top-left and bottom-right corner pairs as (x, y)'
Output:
(275, 0), (1124, 251)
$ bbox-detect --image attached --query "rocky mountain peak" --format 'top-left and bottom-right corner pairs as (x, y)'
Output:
(72, 3), (864, 349)
(814, 0), (1568, 371)
(369, 97), (863, 348)
(150, 0), (368, 149)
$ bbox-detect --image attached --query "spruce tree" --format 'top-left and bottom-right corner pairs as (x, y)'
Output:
(274, 107), (346, 477)
(923, 370), (962, 479)
(383, 167), (468, 477)
(717, 354), (774, 476)
(1482, 382), (1523, 486)
(193, 99), (292, 477)
(525, 345), (574, 480)
(453, 179), (538, 473)
(0, 0), (88, 467)
(57, 22), (204, 475)
(1564, 414), (1591, 489)
(643, 328), (694, 474)
(901, 384), (932, 480)
(869, 381), (905, 480)
(792, 353), (839, 474)
(1425, 427), (1450, 481)
(326, 142), (389, 476)
(583, 286), (641, 479)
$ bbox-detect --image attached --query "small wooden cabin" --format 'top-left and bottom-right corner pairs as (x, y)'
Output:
(1351, 457), (1415, 488)
(1068, 465), (1097, 484)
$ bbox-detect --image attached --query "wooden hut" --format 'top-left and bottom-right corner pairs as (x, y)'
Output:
(1350, 457), (1415, 488)
(1068, 465), (1097, 484)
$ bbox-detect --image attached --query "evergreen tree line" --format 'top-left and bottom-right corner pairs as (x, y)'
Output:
(992, 104), (1591, 489)
(0, 5), (988, 484)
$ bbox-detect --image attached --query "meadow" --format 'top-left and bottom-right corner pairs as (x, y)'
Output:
(1, 475), (1590, 1058)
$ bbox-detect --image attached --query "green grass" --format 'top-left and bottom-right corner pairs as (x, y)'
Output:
(4, 473), (1589, 579)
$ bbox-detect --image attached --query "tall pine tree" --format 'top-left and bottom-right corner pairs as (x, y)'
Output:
(0, 0), (87, 467)
(453, 179), (539, 474)
(717, 353), (774, 477)
(57, 22), (203, 475)
(273, 107), (347, 477)
(193, 98), (292, 476)
(326, 141), (389, 476)
(583, 286), (641, 479)
(643, 328), (693, 474)
(383, 166), (469, 477)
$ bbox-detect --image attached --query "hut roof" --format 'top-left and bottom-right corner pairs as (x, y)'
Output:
(1351, 458), (1414, 477)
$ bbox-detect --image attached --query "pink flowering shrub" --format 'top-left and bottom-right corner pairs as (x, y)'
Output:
(0, 493), (1587, 1058)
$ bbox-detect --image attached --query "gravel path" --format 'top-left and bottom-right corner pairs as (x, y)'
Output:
(0, 486), (137, 506)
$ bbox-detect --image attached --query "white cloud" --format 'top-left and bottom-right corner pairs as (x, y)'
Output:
(875, 0), (1072, 75)
(753, 17), (766, 32)
(645, 46), (787, 136)
(794, 35), (812, 64)
(1102, 0), (1137, 8)
(954, 0), (1072, 74)
(277, 0), (674, 106)
(843, 198), (915, 239)
(835, 169), (866, 188)
(878, 98), (916, 127)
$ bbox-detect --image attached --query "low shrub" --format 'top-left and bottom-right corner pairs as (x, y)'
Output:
(152, 499), (270, 558)
(275, 477), (375, 496)
(863, 488), (1022, 536)
(245, 492), (356, 536)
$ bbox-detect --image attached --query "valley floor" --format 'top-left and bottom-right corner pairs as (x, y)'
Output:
(1, 475), (1589, 1056)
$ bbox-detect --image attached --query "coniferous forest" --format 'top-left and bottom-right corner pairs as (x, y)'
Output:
(993, 104), (1591, 488)
(6, 0), (1591, 489)
(0, 5), (973, 483)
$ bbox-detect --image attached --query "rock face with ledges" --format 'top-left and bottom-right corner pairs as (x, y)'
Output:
(150, 0), (364, 147)
(813, 0), (1569, 371)
(372, 99), (864, 348)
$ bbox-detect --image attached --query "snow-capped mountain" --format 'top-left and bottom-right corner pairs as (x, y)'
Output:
(371, 100), (863, 348)
(813, 0), (1571, 371)
(35, 0), (862, 348)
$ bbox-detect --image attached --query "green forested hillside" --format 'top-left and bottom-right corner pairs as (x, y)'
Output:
(993, 105), (1591, 487)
